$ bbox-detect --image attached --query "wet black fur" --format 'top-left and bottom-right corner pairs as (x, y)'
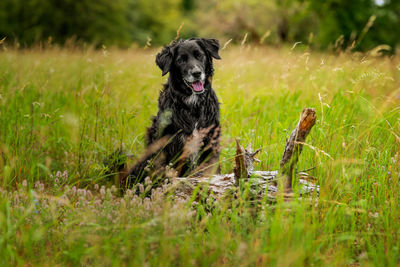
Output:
(125, 38), (221, 187)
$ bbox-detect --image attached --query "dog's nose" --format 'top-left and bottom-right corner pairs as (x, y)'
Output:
(192, 71), (202, 79)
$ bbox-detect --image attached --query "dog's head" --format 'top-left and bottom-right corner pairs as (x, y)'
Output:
(156, 38), (221, 94)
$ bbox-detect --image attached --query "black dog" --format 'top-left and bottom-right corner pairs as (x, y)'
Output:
(121, 38), (222, 187)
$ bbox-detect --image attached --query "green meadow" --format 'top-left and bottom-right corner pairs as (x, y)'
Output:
(0, 45), (399, 265)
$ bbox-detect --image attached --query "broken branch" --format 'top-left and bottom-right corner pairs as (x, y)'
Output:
(280, 108), (317, 191)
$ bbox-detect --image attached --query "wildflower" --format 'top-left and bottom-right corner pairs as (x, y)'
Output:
(100, 186), (106, 197)
(126, 189), (133, 197)
(144, 176), (152, 186)
(369, 212), (379, 218)
(94, 199), (102, 207)
(111, 185), (117, 194)
(63, 170), (68, 181)
(162, 184), (169, 192)
(165, 166), (177, 178)
(143, 197), (152, 210)
(87, 190), (93, 200)
(138, 183), (144, 194)
(71, 186), (77, 196)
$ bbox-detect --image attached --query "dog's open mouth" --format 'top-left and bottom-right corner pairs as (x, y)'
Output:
(184, 79), (205, 94)
(191, 81), (204, 93)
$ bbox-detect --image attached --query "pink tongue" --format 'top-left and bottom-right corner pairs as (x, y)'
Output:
(192, 81), (204, 92)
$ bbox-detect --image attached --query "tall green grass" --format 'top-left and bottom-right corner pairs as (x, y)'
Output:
(0, 45), (399, 265)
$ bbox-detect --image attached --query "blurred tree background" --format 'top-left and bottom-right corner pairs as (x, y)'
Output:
(0, 0), (399, 51)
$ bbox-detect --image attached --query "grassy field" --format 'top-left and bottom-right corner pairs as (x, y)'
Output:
(0, 44), (399, 266)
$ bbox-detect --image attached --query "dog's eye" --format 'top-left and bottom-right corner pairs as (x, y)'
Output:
(193, 51), (203, 60)
(176, 55), (187, 64)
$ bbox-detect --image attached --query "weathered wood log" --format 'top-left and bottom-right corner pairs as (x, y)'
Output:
(169, 108), (318, 201)
(279, 108), (316, 191)
(172, 170), (318, 201)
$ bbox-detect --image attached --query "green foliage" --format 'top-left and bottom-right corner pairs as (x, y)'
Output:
(0, 0), (132, 46)
(126, 0), (184, 45)
(193, 0), (400, 51)
(306, 0), (400, 51)
(0, 0), (184, 47)
(1, 0), (400, 50)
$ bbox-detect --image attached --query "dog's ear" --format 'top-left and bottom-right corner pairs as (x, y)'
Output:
(198, 38), (221, 60)
(156, 45), (174, 76)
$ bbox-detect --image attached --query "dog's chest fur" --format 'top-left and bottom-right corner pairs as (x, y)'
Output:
(157, 85), (219, 131)
(185, 93), (200, 106)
